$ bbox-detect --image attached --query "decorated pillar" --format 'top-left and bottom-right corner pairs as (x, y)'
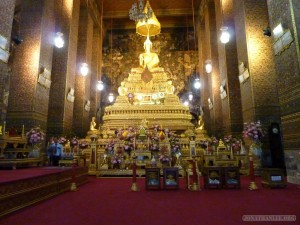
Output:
(73, 6), (94, 137)
(7, 0), (55, 131)
(234, 0), (280, 170)
(47, 0), (80, 137)
(0, 0), (15, 125)
(90, 27), (102, 124)
(267, 0), (300, 184)
(215, 0), (243, 136)
(199, 0), (223, 137)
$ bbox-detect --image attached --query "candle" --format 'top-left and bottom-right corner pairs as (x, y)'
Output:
(3, 121), (6, 135)
(22, 124), (25, 137)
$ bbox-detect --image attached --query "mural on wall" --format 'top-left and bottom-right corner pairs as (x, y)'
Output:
(102, 27), (198, 97)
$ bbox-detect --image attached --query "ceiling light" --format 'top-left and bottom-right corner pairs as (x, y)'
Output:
(80, 63), (89, 76)
(205, 60), (212, 73)
(54, 32), (64, 48)
(108, 93), (114, 103)
(97, 81), (104, 91)
(220, 26), (230, 44)
(194, 78), (201, 89)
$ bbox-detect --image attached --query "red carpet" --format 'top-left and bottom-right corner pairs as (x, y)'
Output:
(0, 167), (72, 183)
(0, 176), (299, 225)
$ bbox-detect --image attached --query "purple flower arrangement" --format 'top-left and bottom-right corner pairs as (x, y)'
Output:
(223, 135), (233, 145)
(210, 136), (219, 146)
(105, 140), (115, 155)
(159, 154), (170, 163)
(169, 133), (181, 155)
(159, 145), (171, 163)
(70, 137), (79, 146)
(111, 153), (122, 164)
(26, 127), (45, 145)
(242, 121), (264, 143)
(58, 136), (67, 145)
(231, 138), (241, 151)
(79, 140), (89, 149)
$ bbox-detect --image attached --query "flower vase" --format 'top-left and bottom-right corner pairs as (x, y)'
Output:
(29, 143), (40, 158)
(249, 142), (262, 175)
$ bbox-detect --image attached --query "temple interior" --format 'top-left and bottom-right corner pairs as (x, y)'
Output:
(0, 0), (299, 185)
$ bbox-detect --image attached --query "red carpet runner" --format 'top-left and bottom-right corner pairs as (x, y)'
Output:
(1, 176), (299, 225)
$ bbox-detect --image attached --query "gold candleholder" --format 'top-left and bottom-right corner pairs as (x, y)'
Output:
(70, 182), (77, 191)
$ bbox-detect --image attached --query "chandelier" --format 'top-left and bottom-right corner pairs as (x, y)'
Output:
(129, 0), (161, 36)
(129, 0), (152, 23)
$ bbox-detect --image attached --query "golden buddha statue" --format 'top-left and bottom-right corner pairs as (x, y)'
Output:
(90, 117), (96, 131)
(139, 35), (159, 70)
(196, 115), (204, 131)
(102, 29), (193, 132)
(118, 82), (127, 96)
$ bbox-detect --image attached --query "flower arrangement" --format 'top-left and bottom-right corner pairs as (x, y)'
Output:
(210, 136), (219, 146)
(242, 121), (264, 143)
(169, 133), (181, 155)
(26, 127), (45, 145)
(58, 136), (67, 145)
(231, 138), (241, 152)
(159, 145), (171, 163)
(223, 135), (232, 145)
(159, 154), (171, 163)
(70, 137), (79, 146)
(111, 153), (122, 165)
(79, 140), (89, 149)
(105, 139), (115, 155)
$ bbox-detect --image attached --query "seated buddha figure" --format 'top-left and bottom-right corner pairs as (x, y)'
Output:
(139, 35), (159, 70)
(90, 116), (97, 131)
(195, 115), (204, 131)
(166, 80), (175, 95)
(118, 82), (127, 96)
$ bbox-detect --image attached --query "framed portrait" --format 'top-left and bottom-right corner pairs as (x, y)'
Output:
(38, 74), (46, 86)
(145, 167), (160, 190)
(0, 47), (10, 63)
(163, 167), (179, 189)
(204, 166), (222, 189)
(273, 39), (283, 55)
(243, 69), (250, 80)
(0, 34), (8, 50)
(223, 167), (240, 189)
(281, 30), (293, 47)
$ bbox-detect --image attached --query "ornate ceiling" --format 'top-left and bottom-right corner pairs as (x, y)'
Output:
(98, 0), (201, 29)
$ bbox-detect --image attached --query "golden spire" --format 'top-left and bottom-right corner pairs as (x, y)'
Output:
(136, 1), (161, 36)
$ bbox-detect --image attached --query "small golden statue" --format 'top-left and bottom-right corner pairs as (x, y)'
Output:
(118, 82), (127, 96)
(90, 117), (97, 131)
(139, 119), (148, 138)
(196, 115), (204, 131)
